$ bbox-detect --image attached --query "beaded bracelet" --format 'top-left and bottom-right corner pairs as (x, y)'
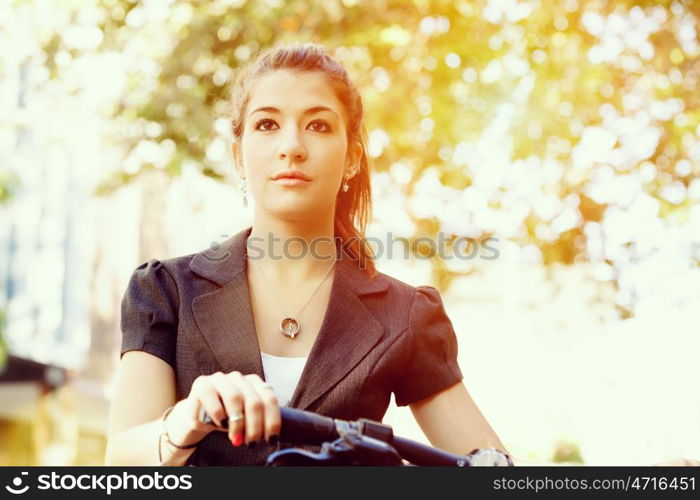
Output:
(158, 405), (202, 465)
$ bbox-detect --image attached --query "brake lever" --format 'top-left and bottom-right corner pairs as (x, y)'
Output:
(266, 429), (404, 466)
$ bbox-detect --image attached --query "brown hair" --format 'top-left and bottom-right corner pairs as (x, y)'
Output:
(222, 42), (376, 278)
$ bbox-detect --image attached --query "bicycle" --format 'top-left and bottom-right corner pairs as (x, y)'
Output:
(200, 407), (514, 466)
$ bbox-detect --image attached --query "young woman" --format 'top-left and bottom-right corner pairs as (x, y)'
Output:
(105, 42), (510, 466)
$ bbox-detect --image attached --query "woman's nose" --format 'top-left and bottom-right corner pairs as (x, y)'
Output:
(278, 130), (307, 162)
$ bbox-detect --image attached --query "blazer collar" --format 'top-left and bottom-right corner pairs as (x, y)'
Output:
(189, 226), (389, 410)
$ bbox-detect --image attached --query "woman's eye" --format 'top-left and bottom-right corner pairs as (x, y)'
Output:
(253, 118), (330, 132)
(254, 118), (277, 131)
(308, 120), (330, 132)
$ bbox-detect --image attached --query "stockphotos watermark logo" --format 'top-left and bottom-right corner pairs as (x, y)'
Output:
(5, 472), (29, 495)
(202, 231), (500, 267)
(3, 471), (192, 495)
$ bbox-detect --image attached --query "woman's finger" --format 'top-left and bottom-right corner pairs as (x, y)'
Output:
(248, 376), (281, 443)
(192, 377), (227, 429)
(180, 397), (218, 433)
(211, 372), (246, 446)
(231, 373), (265, 445)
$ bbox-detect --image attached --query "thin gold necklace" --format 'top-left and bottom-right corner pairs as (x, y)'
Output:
(252, 257), (337, 339)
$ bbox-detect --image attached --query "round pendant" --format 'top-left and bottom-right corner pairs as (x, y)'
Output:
(280, 317), (300, 339)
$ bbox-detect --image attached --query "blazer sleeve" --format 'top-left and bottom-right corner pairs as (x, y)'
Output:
(120, 258), (179, 368)
(393, 286), (464, 407)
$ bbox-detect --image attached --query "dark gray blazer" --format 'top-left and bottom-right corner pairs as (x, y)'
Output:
(120, 226), (463, 465)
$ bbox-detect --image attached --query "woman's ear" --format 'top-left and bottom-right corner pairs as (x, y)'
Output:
(231, 141), (244, 179)
(345, 140), (363, 179)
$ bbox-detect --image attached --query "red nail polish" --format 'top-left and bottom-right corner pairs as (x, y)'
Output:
(232, 433), (243, 447)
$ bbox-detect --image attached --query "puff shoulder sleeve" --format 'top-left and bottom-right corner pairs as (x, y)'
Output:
(393, 286), (464, 407)
(120, 258), (179, 368)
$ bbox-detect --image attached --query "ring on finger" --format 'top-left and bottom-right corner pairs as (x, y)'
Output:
(229, 412), (244, 422)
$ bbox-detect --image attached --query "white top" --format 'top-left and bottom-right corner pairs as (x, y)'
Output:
(260, 352), (308, 407)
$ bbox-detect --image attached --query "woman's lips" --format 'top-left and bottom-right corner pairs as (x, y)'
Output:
(273, 177), (310, 187)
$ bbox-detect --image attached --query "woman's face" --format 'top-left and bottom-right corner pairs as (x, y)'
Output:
(232, 69), (361, 221)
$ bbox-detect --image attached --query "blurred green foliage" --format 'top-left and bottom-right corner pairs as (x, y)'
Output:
(0, 170), (18, 205)
(552, 438), (585, 464)
(35, 0), (700, 295)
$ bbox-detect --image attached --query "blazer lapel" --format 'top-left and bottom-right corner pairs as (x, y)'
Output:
(288, 251), (389, 410)
(190, 228), (265, 379)
(189, 226), (390, 411)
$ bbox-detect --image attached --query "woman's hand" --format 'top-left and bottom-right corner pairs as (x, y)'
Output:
(165, 371), (281, 448)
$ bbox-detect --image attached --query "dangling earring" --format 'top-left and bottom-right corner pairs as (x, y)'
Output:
(343, 164), (357, 193)
(241, 178), (248, 207)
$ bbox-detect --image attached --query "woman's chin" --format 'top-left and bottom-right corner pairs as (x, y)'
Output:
(263, 204), (318, 221)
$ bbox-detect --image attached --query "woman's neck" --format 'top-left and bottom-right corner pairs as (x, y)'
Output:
(246, 216), (339, 283)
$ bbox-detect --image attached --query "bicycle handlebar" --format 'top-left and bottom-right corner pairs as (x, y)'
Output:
(200, 406), (479, 466)
(278, 408), (471, 465)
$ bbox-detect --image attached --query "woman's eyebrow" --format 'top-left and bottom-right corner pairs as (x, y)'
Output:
(249, 105), (339, 119)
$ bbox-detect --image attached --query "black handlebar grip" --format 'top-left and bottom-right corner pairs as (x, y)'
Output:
(278, 407), (338, 445)
(198, 406), (339, 445)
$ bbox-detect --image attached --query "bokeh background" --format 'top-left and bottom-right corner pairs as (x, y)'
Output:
(1, 0), (699, 466)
